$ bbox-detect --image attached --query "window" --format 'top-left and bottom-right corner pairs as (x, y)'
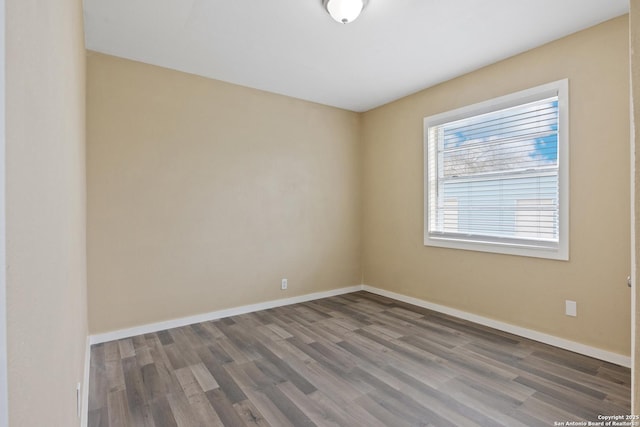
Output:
(424, 79), (569, 260)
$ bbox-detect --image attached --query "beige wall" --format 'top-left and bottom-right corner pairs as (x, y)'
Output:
(362, 16), (631, 355)
(6, 0), (88, 425)
(87, 53), (362, 333)
(631, 0), (640, 412)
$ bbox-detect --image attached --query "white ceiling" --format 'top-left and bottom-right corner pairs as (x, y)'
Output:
(83, 0), (629, 112)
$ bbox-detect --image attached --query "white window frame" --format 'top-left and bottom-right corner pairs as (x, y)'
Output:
(0, 0), (7, 424)
(423, 79), (569, 260)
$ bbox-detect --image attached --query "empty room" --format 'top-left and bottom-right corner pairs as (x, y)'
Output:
(4, 0), (640, 426)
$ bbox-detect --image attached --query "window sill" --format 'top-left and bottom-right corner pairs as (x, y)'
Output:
(425, 235), (569, 261)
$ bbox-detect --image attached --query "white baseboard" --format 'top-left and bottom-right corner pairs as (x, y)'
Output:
(89, 285), (363, 345)
(88, 283), (631, 368)
(80, 336), (90, 427)
(362, 285), (631, 368)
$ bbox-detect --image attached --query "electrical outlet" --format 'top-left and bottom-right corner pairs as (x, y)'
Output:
(565, 300), (577, 317)
(281, 278), (288, 290)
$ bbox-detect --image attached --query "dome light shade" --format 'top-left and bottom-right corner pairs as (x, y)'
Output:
(323, 0), (367, 24)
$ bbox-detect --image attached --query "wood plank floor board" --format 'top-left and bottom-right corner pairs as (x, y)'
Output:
(196, 347), (248, 404)
(456, 345), (532, 382)
(105, 359), (126, 394)
(255, 348), (317, 395)
(597, 366), (631, 386)
(514, 395), (582, 426)
(119, 339), (136, 359)
(367, 387), (454, 427)
(513, 359), (608, 400)
(287, 337), (352, 377)
(462, 341), (528, 366)
(147, 338), (183, 393)
(216, 335), (259, 365)
(89, 407), (110, 427)
(175, 366), (205, 399)
(276, 382), (341, 427)
(290, 308), (330, 325)
(104, 341), (121, 362)
(260, 336), (314, 365)
(140, 364), (166, 402)
(277, 322), (320, 345)
(530, 348), (601, 375)
(335, 339), (391, 369)
(107, 389), (132, 427)
(149, 395), (177, 427)
(353, 366), (459, 427)
(206, 342), (234, 365)
(400, 334), (524, 384)
(366, 367), (490, 427)
(222, 360), (284, 426)
(166, 389), (203, 427)
(243, 359), (286, 389)
(188, 392), (225, 427)
(514, 374), (630, 420)
(453, 365), (536, 404)
(313, 319), (354, 341)
(156, 331), (174, 346)
(231, 400), (268, 427)
(354, 328), (439, 366)
(450, 376), (524, 414)
(353, 394), (417, 427)
(297, 359), (364, 403)
(260, 384), (316, 427)
(90, 350), (108, 411)
(439, 380), (531, 427)
(136, 346), (155, 368)
(166, 332), (203, 366)
(89, 291), (631, 426)
(263, 323), (294, 340)
(423, 311), (521, 345)
(347, 361), (404, 395)
(190, 362), (219, 392)
(385, 356), (457, 389)
(205, 389), (248, 427)
(189, 323), (212, 342)
(373, 313), (468, 350)
(383, 365), (501, 427)
(238, 386), (295, 427)
(123, 356), (151, 426)
(307, 390), (387, 427)
(363, 323), (405, 341)
(199, 322), (226, 340)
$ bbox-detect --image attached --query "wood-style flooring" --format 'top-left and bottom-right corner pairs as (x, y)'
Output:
(88, 291), (631, 427)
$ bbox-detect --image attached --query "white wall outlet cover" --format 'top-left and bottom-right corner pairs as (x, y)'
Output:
(565, 300), (577, 317)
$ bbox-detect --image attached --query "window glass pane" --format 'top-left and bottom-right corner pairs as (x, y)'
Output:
(425, 80), (568, 259)
(440, 98), (558, 177)
(440, 173), (558, 241)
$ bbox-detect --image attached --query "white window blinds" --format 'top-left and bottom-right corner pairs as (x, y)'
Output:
(424, 80), (568, 260)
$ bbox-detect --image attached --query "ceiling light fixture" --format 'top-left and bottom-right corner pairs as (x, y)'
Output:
(323, 0), (368, 24)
